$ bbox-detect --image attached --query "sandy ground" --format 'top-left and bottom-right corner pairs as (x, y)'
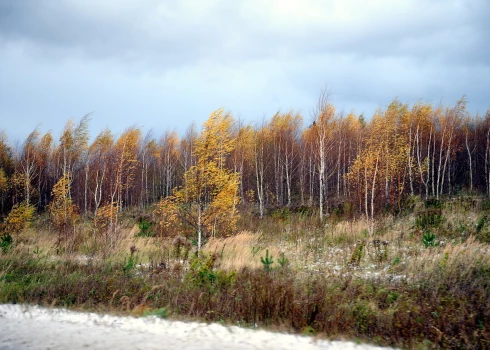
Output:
(0, 304), (394, 350)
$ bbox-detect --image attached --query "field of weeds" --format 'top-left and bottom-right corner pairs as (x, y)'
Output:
(1, 197), (489, 349)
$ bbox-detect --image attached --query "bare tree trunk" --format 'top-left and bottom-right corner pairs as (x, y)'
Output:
(197, 203), (202, 256)
(408, 123), (414, 196)
(486, 129), (490, 195)
(465, 130), (473, 192)
(254, 129), (265, 219)
(84, 161), (89, 215)
(319, 138), (325, 221)
(370, 153), (380, 235)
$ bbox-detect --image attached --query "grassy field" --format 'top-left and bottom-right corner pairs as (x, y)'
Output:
(1, 197), (489, 349)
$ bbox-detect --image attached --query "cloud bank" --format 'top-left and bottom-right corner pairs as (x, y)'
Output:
(0, 0), (489, 141)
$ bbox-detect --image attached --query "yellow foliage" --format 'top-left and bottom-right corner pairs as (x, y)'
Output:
(173, 109), (240, 243)
(153, 197), (179, 237)
(94, 201), (119, 232)
(4, 201), (36, 235)
(0, 168), (8, 193)
(49, 173), (78, 234)
(113, 127), (141, 205)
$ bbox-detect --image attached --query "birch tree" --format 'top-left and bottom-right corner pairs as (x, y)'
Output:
(173, 109), (240, 255)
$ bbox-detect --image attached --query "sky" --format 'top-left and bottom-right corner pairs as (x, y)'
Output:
(1, 0), (489, 143)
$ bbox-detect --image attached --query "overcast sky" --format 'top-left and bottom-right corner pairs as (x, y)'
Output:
(1, 0), (489, 143)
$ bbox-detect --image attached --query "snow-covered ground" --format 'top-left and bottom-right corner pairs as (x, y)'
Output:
(0, 304), (395, 350)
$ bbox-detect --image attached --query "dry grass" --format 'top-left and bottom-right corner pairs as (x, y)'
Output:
(204, 231), (273, 270)
(406, 235), (490, 277)
(2, 198), (490, 348)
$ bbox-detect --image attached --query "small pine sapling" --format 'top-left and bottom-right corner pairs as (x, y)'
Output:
(260, 249), (274, 271)
(278, 252), (289, 268)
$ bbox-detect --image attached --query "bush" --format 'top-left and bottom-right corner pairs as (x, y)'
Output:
(0, 233), (13, 253)
(136, 217), (154, 237)
(5, 202), (36, 235)
(422, 230), (438, 248)
(416, 209), (444, 230)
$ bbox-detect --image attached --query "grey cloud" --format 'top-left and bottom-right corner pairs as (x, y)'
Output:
(1, 0), (489, 70)
(0, 0), (488, 143)
(0, 0), (246, 68)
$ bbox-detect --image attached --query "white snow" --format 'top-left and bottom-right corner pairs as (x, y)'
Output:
(0, 304), (395, 350)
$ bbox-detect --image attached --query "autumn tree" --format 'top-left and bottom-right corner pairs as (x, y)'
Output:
(311, 89), (337, 220)
(159, 131), (181, 198)
(230, 120), (254, 201)
(252, 122), (268, 218)
(462, 113), (477, 192)
(59, 116), (90, 177)
(111, 127), (141, 211)
(153, 197), (179, 237)
(19, 128), (41, 204)
(36, 132), (54, 209)
(348, 134), (381, 234)
(94, 201), (119, 247)
(410, 101), (434, 198)
(139, 132), (159, 207)
(87, 129), (114, 216)
(4, 201), (36, 236)
(50, 173), (78, 245)
(268, 111), (302, 206)
(172, 109), (240, 254)
(0, 168), (8, 213)
(434, 99), (465, 198)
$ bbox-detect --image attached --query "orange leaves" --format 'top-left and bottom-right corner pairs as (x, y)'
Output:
(196, 108), (234, 168)
(112, 127), (142, 205)
(90, 129), (114, 156)
(49, 173), (78, 235)
(0, 168), (8, 194)
(94, 201), (119, 233)
(59, 115), (90, 175)
(114, 128), (141, 181)
(4, 201), (36, 235)
(173, 109), (240, 243)
(152, 197), (179, 237)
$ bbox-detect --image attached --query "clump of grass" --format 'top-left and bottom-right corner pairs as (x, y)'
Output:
(422, 230), (438, 248)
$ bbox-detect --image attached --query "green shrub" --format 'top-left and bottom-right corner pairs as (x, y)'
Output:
(0, 233), (13, 253)
(270, 208), (290, 222)
(350, 241), (365, 266)
(416, 210), (444, 230)
(278, 252), (288, 268)
(185, 253), (235, 291)
(260, 249), (274, 271)
(297, 205), (313, 218)
(123, 246), (138, 275)
(422, 230), (438, 248)
(482, 200), (490, 211)
(476, 215), (486, 233)
(425, 198), (443, 209)
(136, 218), (154, 237)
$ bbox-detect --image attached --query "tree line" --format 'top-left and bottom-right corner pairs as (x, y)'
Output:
(1, 95), (489, 231)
